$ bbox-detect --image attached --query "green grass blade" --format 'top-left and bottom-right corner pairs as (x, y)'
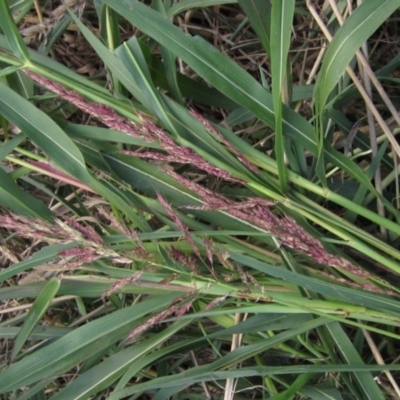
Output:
(167, 0), (237, 17)
(110, 364), (400, 397)
(110, 339), (199, 397)
(11, 380), (52, 400)
(0, 65), (20, 77)
(7, 0), (34, 15)
(301, 385), (343, 400)
(105, 0), (277, 125)
(10, 278), (60, 362)
(0, 83), (88, 177)
(0, 326), (72, 340)
(50, 319), (192, 400)
(0, 167), (53, 220)
(0, 1), (30, 62)
(38, 13), (72, 55)
(0, 293), (181, 394)
(158, 45), (183, 104)
(65, 10), (147, 106)
(343, 140), (388, 222)
(149, 56), (238, 109)
(0, 244), (73, 283)
(0, 281), (89, 302)
(106, 317), (331, 397)
(153, 0), (183, 104)
(270, 0), (295, 191)
(66, 10), (237, 111)
(315, 0), (400, 112)
(101, 5), (121, 52)
(238, 0), (272, 56)
(325, 322), (385, 400)
(0, 33), (117, 103)
(6, 69), (33, 98)
(116, 38), (176, 131)
(270, 373), (313, 400)
(230, 252), (400, 315)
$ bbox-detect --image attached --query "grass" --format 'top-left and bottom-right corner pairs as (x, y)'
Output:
(0, 0), (400, 398)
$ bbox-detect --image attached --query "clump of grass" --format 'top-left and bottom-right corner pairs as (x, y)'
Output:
(1, 1), (400, 399)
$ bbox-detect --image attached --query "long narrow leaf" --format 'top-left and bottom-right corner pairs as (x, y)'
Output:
(325, 322), (385, 400)
(238, 0), (272, 56)
(0, 293), (181, 394)
(270, 0), (295, 190)
(0, 167), (53, 220)
(229, 252), (400, 315)
(315, 0), (400, 112)
(50, 319), (193, 400)
(10, 278), (60, 362)
(0, 83), (88, 177)
(0, 1), (30, 61)
(167, 0), (237, 17)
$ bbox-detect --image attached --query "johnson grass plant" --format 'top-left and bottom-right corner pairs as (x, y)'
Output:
(1, 0), (400, 398)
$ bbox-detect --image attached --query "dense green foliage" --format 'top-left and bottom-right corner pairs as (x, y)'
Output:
(1, 0), (400, 398)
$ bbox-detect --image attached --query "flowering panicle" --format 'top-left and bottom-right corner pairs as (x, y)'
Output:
(58, 248), (102, 269)
(157, 193), (200, 258)
(24, 71), (150, 142)
(204, 294), (229, 311)
(62, 216), (103, 244)
(168, 247), (198, 273)
(0, 214), (131, 268)
(190, 108), (259, 174)
(322, 272), (394, 295)
(103, 271), (143, 297)
(96, 207), (152, 260)
(160, 170), (393, 295)
(25, 71), (243, 184)
(202, 237), (214, 266)
(127, 297), (194, 341)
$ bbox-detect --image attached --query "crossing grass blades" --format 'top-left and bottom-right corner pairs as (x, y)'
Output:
(1, 1), (400, 399)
